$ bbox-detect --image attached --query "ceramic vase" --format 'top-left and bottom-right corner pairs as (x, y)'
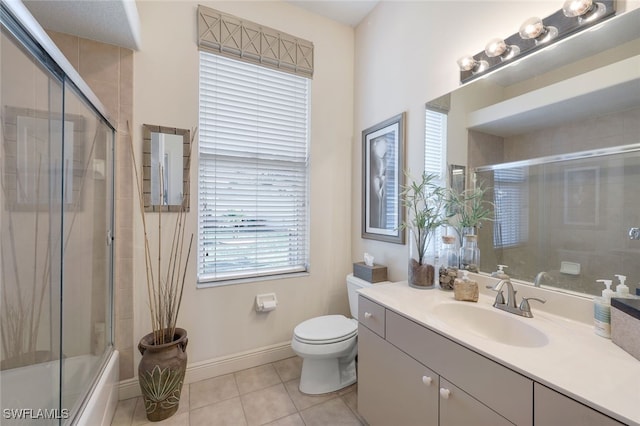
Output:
(138, 328), (188, 422)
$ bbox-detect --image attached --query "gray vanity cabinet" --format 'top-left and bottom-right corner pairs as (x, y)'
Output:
(358, 295), (528, 426)
(534, 383), (624, 426)
(357, 294), (629, 426)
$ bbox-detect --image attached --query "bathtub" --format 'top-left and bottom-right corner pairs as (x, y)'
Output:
(0, 350), (118, 425)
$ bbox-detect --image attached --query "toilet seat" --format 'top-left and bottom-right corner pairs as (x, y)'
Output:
(293, 315), (357, 345)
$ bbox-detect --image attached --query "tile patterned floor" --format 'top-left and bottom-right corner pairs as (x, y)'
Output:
(110, 356), (366, 426)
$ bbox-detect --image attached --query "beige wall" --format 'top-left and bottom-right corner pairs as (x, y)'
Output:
(132, 1), (355, 367)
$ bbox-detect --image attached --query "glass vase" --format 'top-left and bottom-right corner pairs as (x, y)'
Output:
(459, 232), (480, 273)
(438, 234), (458, 291)
(408, 229), (436, 289)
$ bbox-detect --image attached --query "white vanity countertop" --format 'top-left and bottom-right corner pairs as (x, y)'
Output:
(359, 280), (640, 426)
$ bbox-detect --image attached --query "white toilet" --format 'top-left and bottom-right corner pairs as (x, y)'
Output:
(291, 273), (386, 394)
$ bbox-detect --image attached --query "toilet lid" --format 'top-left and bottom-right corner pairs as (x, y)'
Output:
(294, 315), (357, 344)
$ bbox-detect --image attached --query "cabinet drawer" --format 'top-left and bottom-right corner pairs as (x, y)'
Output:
(386, 309), (533, 426)
(358, 295), (386, 338)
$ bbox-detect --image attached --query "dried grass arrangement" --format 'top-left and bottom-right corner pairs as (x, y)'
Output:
(127, 122), (195, 346)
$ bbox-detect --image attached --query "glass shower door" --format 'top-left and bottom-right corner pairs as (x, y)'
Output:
(1, 6), (115, 424)
(59, 84), (114, 417)
(1, 17), (65, 425)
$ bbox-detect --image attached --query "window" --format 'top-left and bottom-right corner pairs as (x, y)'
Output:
(424, 107), (447, 183)
(198, 52), (310, 284)
(493, 168), (529, 248)
(424, 105), (448, 250)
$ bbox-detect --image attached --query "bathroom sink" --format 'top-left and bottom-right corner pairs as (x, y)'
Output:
(430, 302), (549, 348)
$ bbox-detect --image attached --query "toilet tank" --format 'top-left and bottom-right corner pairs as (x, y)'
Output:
(347, 274), (389, 318)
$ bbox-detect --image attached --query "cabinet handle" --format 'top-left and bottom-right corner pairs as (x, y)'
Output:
(364, 312), (373, 319)
(439, 388), (451, 399)
(422, 376), (432, 386)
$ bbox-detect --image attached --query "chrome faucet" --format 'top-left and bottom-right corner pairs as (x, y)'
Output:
(533, 271), (551, 287)
(487, 279), (546, 318)
(492, 279), (517, 308)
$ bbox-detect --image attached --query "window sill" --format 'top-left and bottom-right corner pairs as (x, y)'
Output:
(197, 271), (310, 289)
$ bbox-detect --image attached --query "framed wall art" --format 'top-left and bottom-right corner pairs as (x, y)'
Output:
(563, 166), (600, 226)
(361, 112), (405, 244)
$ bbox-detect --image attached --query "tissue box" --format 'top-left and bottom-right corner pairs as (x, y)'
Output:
(611, 297), (640, 362)
(353, 262), (387, 283)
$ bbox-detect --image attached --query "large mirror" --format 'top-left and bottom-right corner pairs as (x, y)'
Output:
(143, 124), (190, 212)
(432, 8), (640, 297)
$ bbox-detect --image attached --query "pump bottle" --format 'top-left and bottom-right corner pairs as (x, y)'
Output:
(615, 274), (630, 298)
(594, 279), (614, 338)
(491, 265), (509, 279)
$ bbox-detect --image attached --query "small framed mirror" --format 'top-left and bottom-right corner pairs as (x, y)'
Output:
(142, 124), (190, 212)
(449, 164), (466, 193)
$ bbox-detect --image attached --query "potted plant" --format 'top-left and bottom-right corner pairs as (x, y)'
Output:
(445, 184), (493, 272)
(128, 123), (195, 422)
(445, 183), (493, 240)
(400, 171), (447, 288)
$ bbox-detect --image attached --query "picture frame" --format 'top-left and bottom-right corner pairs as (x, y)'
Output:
(361, 112), (405, 244)
(563, 166), (600, 226)
(2, 106), (85, 211)
(449, 164), (466, 195)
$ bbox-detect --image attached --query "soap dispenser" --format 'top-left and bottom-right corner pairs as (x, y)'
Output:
(615, 274), (630, 298)
(594, 279), (614, 338)
(491, 265), (509, 279)
(453, 270), (479, 302)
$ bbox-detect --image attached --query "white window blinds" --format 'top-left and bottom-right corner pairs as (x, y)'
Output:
(198, 52), (310, 283)
(493, 168), (529, 248)
(424, 106), (448, 251)
(424, 107), (447, 182)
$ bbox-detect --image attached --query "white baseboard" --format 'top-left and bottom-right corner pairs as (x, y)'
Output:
(118, 341), (294, 400)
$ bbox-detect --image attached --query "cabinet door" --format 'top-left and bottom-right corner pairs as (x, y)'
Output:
(386, 309), (532, 426)
(439, 378), (513, 426)
(358, 324), (439, 426)
(534, 383), (625, 426)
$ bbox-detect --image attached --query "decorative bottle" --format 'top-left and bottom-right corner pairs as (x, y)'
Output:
(459, 234), (480, 273)
(439, 235), (458, 291)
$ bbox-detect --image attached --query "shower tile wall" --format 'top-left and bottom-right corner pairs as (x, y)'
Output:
(48, 31), (135, 380)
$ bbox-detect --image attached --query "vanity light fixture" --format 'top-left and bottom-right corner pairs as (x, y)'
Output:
(457, 0), (615, 83)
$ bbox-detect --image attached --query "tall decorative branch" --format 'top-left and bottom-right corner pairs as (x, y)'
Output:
(127, 121), (195, 346)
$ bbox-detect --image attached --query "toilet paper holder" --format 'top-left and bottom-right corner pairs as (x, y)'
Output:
(255, 293), (278, 312)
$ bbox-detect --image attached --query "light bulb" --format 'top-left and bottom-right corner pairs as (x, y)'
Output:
(519, 17), (558, 44)
(457, 55), (488, 74)
(563, 0), (606, 23)
(562, 0), (593, 17)
(457, 55), (477, 72)
(484, 38), (507, 57)
(519, 17), (545, 39)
